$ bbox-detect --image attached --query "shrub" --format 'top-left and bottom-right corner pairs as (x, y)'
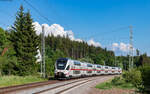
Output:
(122, 70), (132, 82)
(122, 69), (143, 91)
(111, 76), (124, 86)
(140, 65), (150, 93)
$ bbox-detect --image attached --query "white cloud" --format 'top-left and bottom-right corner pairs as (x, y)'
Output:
(112, 42), (134, 52)
(87, 39), (101, 47)
(33, 22), (42, 35)
(33, 22), (102, 47)
(33, 22), (83, 42)
(120, 42), (130, 52)
(112, 43), (119, 51)
(33, 22), (102, 60)
(112, 43), (119, 47)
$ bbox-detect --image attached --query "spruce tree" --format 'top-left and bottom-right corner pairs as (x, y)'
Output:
(11, 6), (39, 75)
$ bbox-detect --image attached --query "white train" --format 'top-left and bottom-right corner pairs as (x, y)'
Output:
(54, 58), (122, 79)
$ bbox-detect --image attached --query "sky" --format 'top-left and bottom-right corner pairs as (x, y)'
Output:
(0, 0), (150, 56)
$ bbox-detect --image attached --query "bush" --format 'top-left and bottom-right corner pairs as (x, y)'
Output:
(96, 76), (135, 90)
(122, 69), (143, 91)
(111, 76), (124, 86)
(140, 65), (150, 93)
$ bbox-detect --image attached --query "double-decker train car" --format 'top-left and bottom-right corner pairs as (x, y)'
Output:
(54, 58), (122, 79)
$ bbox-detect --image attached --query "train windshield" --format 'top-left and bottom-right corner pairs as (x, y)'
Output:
(56, 59), (68, 70)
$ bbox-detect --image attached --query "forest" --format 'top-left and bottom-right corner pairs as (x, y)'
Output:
(0, 6), (150, 77)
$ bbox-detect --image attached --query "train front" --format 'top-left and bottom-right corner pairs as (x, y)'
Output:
(54, 58), (69, 79)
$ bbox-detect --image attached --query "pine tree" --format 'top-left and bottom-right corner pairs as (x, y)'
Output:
(11, 6), (39, 75)
(23, 10), (39, 74)
(11, 5), (25, 59)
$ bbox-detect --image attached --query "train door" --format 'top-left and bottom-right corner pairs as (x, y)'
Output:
(108, 67), (112, 74)
(101, 66), (105, 74)
(72, 61), (81, 77)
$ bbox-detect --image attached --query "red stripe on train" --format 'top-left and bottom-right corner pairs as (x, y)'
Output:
(70, 68), (121, 72)
(71, 69), (104, 71)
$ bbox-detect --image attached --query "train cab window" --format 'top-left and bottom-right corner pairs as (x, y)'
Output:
(66, 65), (70, 70)
(105, 66), (108, 69)
(74, 61), (81, 66)
(56, 59), (68, 70)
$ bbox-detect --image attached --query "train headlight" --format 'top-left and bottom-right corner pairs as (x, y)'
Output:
(64, 71), (68, 75)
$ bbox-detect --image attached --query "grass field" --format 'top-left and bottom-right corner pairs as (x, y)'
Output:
(96, 77), (135, 90)
(96, 81), (134, 90)
(0, 75), (48, 87)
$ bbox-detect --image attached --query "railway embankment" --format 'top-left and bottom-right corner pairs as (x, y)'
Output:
(95, 66), (150, 94)
(0, 75), (114, 94)
(0, 75), (48, 88)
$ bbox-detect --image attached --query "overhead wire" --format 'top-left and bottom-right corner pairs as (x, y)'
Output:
(23, 0), (54, 24)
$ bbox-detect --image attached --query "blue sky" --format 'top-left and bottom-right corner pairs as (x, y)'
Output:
(0, 0), (150, 56)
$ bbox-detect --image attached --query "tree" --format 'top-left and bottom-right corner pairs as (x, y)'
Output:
(10, 6), (39, 75)
(79, 57), (94, 64)
(136, 49), (140, 56)
(0, 27), (7, 48)
(139, 53), (150, 66)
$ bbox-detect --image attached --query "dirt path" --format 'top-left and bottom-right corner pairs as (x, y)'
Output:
(62, 75), (136, 94)
(88, 87), (135, 94)
(62, 75), (115, 94)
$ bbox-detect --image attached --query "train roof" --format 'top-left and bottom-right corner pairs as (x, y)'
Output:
(56, 58), (122, 69)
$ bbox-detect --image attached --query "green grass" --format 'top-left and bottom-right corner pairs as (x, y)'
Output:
(0, 75), (48, 87)
(116, 82), (135, 89)
(96, 82), (112, 90)
(96, 77), (135, 90)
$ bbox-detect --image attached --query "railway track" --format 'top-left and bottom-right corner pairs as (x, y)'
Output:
(34, 76), (108, 94)
(0, 80), (60, 94)
(0, 75), (112, 94)
(34, 78), (92, 94)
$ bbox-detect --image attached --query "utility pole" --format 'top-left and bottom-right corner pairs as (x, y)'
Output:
(41, 25), (45, 78)
(129, 25), (134, 69)
(104, 61), (106, 66)
(41, 29), (43, 77)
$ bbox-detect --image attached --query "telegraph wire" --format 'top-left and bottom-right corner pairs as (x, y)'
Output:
(23, 0), (54, 24)
(82, 26), (129, 40)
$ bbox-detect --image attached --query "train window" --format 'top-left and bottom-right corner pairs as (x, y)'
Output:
(56, 59), (67, 70)
(87, 64), (92, 67)
(97, 65), (101, 68)
(97, 71), (101, 73)
(74, 61), (81, 66)
(112, 67), (115, 69)
(87, 71), (92, 73)
(66, 65), (70, 70)
(73, 70), (80, 74)
(105, 66), (108, 69)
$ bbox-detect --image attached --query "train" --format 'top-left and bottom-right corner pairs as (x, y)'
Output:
(54, 58), (122, 79)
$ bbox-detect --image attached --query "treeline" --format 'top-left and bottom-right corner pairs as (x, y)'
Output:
(116, 52), (150, 70)
(45, 35), (115, 65)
